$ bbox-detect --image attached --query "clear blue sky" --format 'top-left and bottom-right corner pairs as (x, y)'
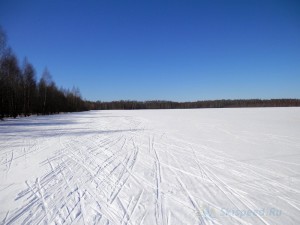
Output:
(1, 0), (299, 101)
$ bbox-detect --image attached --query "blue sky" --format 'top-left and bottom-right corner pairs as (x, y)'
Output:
(0, 0), (299, 101)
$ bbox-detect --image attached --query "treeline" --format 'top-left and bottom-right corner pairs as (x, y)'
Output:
(92, 99), (300, 110)
(0, 28), (89, 118)
(1, 28), (299, 118)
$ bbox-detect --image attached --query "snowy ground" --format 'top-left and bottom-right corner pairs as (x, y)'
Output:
(1, 108), (300, 225)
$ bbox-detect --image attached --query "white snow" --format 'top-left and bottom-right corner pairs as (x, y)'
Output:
(1, 108), (300, 224)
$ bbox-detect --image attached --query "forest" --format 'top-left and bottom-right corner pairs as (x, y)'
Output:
(0, 28), (90, 118)
(91, 99), (300, 110)
(1, 28), (299, 119)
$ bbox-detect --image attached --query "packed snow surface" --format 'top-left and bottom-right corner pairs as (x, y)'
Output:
(1, 108), (300, 225)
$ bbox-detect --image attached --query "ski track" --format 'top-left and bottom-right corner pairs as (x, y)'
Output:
(1, 109), (300, 224)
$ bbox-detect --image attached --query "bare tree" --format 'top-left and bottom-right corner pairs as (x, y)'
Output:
(22, 58), (36, 116)
(38, 68), (52, 114)
(0, 49), (21, 117)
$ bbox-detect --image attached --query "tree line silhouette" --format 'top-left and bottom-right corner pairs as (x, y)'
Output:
(91, 99), (300, 110)
(1, 27), (299, 119)
(0, 28), (89, 119)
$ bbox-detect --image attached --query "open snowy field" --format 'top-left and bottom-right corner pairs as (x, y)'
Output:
(1, 108), (300, 225)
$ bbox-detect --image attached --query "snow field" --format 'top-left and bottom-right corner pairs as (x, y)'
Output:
(1, 108), (300, 224)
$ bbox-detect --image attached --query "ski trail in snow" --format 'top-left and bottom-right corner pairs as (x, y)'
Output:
(6, 151), (13, 175)
(1, 109), (300, 225)
(152, 135), (166, 225)
(78, 189), (87, 225)
(37, 177), (50, 223)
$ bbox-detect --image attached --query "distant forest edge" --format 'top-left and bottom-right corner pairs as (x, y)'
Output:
(89, 99), (300, 110)
(1, 28), (300, 119)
